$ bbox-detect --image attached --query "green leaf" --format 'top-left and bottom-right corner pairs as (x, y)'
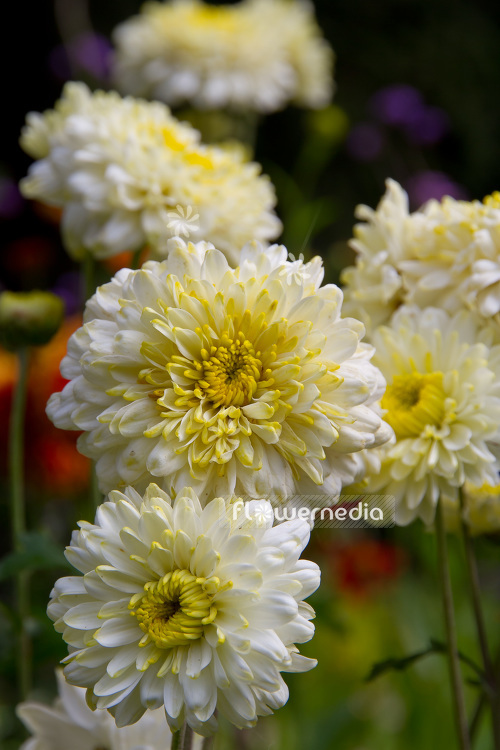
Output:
(0, 531), (70, 580)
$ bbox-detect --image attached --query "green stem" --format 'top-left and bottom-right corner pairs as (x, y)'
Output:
(201, 737), (214, 750)
(436, 497), (471, 750)
(131, 248), (142, 270)
(471, 649), (500, 745)
(9, 348), (31, 699)
(83, 252), (96, 302)
(82, 253), (103, 515)
(182, 725), (193, 750)
(90, 462), (102, 513)
(171, 730), (181, 750)
(459, 490), (500, 748)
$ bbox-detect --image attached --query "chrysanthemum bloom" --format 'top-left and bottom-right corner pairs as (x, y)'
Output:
(47, 485), (320, 733)
(360, 306), (500, 525)
(342, 180), (500, 334)
(401, 191), (500, 321)
(112, 0), (334, 113)
(18, 670), (197, 749)
(341, 179), (415, 334)
(47, 239), (391, 500)
(20, 82), (281, 262)
(442, 481), (500, 536)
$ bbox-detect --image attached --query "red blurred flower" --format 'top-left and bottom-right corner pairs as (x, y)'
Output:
(330, 538), (405, 598)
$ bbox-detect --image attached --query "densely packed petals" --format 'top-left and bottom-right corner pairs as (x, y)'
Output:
(47, 239), (391, 501)
(342, 179), (500, 333)
(18, 669), (192, 749)
(47, 485), (320, 734)
(112, 0), (334, 113)
(341, 179), (412, 334)
(20, 82), (281, 262)
(355, 306), (500, 525)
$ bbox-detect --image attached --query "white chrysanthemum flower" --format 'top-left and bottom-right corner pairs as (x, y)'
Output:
(342, 180), (500, 333)
(18, 670), (201, 750)
(19, 82), (281, 262)
(112, 0), (334, 114)
(360, 306), (500, 525)
(47, 239), (391, 501)
(47, 485), (320, 734)
(401, 191), (500, 320)
(341, 179), (414, 334)
(441, 480), (500, 536)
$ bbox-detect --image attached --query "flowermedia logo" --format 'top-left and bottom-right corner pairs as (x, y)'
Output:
(230, 495), (395, 528)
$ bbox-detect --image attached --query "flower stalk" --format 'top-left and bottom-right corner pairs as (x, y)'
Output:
(83, 252), (96, 302)
(436, 496), (470, 750)
(9, 347), (31, 699)
(459, 490), (500, 749)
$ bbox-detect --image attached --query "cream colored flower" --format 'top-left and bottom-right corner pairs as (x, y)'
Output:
(442, 481), (500, 536)
(47, 485), (320, 734)
(401, 191), (500, 321)
(47, 239), (390, 501)
(360, 306), (500, 525)
(18, 669), (198, 750)
(341, 179), (414, 334)
(20, 82), (281, 262)
(342, 180), (500, 333)
(112, 0), (334, 113)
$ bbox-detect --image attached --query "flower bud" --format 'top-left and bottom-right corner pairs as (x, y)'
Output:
(0, 291), (64, 350)
(306, 105), (349, 144)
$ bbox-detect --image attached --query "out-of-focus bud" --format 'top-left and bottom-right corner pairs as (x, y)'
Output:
(305, 105), (349, 144)
(0, 291), (64, 350)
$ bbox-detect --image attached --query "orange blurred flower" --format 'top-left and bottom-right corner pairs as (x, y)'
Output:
(0, 314), (89, 495)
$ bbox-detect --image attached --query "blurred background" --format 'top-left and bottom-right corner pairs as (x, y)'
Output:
(1, 0), (500, 747)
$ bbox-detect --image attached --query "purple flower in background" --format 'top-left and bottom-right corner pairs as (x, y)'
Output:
(49, 33), (112, 82)
(406, 171), (468, 208)
(0, 178), (24, 219)
(403, 106), (449, 146)
(52, 271), (82, 316)
(347, 123), (385, 162)
(370, 85), (425, 126)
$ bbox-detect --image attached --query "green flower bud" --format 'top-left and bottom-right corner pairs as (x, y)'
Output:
(0, 291), (64, 351)
(306, 105), (349, 144)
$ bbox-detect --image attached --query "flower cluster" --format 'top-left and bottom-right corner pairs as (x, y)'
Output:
(342, 179), (500, 334)
(112, 0), (334, 113)
(47, 239), (391, 502)
(20, 82), (281, 262)
(47, 485), (320, 734)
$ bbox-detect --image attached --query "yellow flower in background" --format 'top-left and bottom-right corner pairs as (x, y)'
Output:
(20, 82), (281, 263)
(442, 481), (500, 536)
(112, 0), (334, 113)
(47, 239), (390, 501)
(357, 306), (500, 525)
(342, 179), (500, 335)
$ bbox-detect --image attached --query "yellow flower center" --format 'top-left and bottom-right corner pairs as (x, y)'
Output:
(381, 371), (446, 439)
(129, 570), (218, 649)
(187, 5), (237, 31)
(192, 332), (263, 408)
(466, 481), (500, 499)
